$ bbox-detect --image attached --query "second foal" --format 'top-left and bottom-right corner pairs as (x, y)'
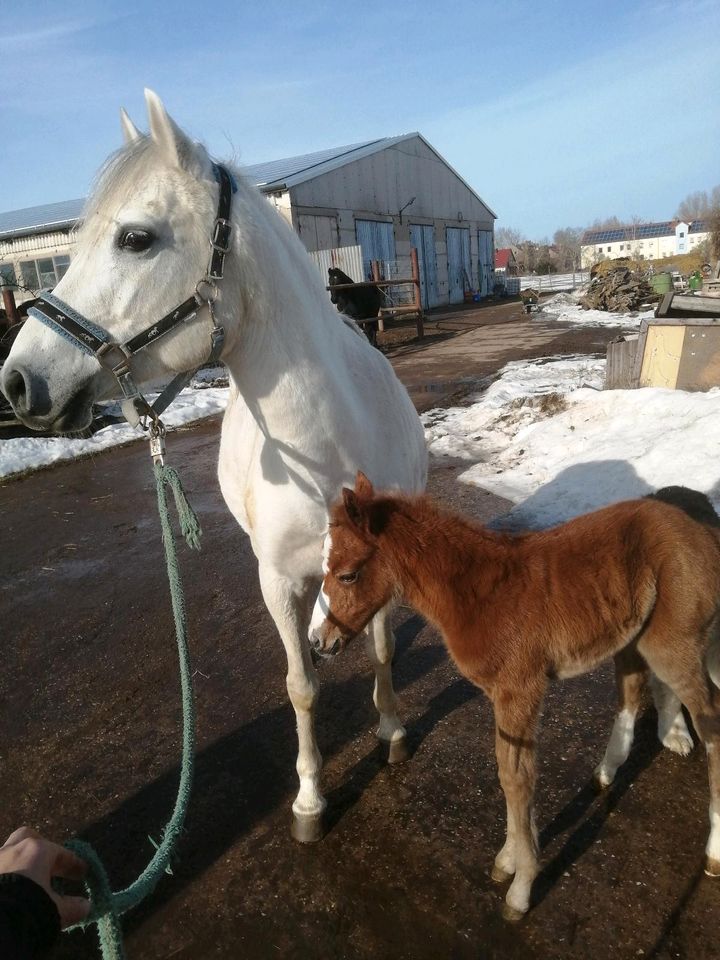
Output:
(309, 473), (720, 919)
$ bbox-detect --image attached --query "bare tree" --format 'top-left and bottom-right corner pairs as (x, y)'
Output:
(553, 227), (582, 271)
(495, 226), (525, 250)
(675, 186), (720, 221)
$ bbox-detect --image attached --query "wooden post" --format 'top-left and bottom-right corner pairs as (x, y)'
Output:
(410, 247), (424, 339)
(2, 288), (19, 327)
(370, 260), (384, 332)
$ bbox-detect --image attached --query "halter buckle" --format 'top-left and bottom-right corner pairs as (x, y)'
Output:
(211, 218), (232, 254)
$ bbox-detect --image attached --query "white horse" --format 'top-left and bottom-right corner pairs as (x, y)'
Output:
(2, 90), (427, 841)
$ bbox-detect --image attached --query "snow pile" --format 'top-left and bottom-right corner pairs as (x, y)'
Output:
(423, 355), (604, 462)
(0, 384), (230, 479)
(425, 355), (720, 530)
(538, 291), (654, 330)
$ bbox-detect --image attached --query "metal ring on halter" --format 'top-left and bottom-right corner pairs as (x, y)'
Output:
(195, 278), (218, 305)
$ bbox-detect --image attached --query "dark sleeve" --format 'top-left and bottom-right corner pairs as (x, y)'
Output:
(0, 873), (61, 959)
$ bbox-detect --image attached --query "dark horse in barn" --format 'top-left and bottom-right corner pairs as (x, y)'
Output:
(328, 267), (382, 346)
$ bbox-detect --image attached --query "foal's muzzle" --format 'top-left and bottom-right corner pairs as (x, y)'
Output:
(309, 630), (347, 659)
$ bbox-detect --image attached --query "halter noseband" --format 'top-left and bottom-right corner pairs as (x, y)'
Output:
(27, 163), (237, 438)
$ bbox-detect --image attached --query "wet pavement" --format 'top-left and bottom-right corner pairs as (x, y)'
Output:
(1, 304), (716, 959)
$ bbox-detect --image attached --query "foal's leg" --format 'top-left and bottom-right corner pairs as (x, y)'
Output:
(649, 674), (693, 756)
(595, 648), (647, 788)
(259, 566), (325, 842)
(364, 605), (408, 763)
(493, 684), (544, 920)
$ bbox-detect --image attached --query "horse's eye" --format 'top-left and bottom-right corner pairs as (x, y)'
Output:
(338, 572), (358, 584)
(118, 229), (154, 252)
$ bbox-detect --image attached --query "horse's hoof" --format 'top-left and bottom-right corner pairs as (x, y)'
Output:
(593, 767), (612, 791)
(291, 812), (325, 844)
(386, 736), (410, 764)
(491, 865), (514, 884)
(501, 902), (527, 923)
(704, 857), (720, 878)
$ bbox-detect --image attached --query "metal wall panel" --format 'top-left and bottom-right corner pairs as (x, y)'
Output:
(409, 223), (439, 308)
(446, 227), (470, 303)
(309, 244), (364, 282)
(355, 219), (396, 279)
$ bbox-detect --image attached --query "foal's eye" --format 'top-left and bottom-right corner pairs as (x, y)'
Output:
(118, 229), (155, 252)
(338, 572), (358, 585)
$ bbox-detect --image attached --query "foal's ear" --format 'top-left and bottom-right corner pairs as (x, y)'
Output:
(145, 88), (197, 171)
(120, 108), (142, 145)
(342, 487), (366, 530)
(355, 471), (375, 499)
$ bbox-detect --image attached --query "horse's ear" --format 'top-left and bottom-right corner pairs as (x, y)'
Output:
(120, 108), (142, 145)
(144, 88), (195, 170)
(342, 487), (366, 530)
(355, 471), (375, 500)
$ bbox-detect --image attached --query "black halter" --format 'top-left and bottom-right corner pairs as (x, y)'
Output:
(28, 163), (236, 432)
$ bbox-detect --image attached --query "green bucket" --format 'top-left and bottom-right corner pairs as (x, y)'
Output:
(689, 273), (703, 292)
(650, 273), (673, 294)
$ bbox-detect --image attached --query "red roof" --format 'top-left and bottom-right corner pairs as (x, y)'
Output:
(495, 248), (514, 268)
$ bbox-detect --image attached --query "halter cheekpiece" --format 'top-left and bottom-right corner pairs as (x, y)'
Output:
(28, 163), (237, 458)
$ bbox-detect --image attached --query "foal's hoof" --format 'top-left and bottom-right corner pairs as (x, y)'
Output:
(386, 736), (410, 765)
(662, 729), (694, 757)
(291, 812), (325, 844)
(501, 902), (527, 923)
(491, 865), (514, 884)
(704, 857), (720, 878)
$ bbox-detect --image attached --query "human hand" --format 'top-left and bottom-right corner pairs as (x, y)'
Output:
(0, 827), (90, 927)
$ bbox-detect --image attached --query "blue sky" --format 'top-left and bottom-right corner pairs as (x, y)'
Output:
(2, 0), (718, 238)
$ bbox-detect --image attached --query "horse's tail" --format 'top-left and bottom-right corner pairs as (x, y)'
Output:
(646, 485), (720, 528)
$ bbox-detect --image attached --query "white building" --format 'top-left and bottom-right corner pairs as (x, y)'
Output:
(580, 219), (709, 268)
(0, 134), (496, 309)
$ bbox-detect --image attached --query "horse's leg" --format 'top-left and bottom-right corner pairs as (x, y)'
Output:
(594, 648), (647, 789)
(649, 673), (694, 756)
(364, 605), (408, 763)
(259, 566), (325, 842)
(640, 638), (720, 876)
(493, 682), (544, 920)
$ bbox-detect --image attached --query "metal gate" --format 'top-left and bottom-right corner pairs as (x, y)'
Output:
(409, 223), (439, 308)
(446, 227), (470, 304)
(355, 220), (396, 280)
(478, 230), (494, 297)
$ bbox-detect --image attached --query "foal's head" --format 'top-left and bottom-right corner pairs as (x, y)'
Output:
(309, 472), (396, 657)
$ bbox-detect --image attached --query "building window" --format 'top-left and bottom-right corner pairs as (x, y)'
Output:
(19, 255), (71, 292)
(0, 262), (17, 289)
(679, 231), (685, 238)
(607, 246), (611, 252)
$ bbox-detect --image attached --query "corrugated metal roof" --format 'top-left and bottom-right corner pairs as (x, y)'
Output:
(581, 219), (709, 245)
(0, 198), (85, 239)
(244, 139), (389, 189)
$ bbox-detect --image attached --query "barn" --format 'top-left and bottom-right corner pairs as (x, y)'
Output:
(0, 133), (495, 310)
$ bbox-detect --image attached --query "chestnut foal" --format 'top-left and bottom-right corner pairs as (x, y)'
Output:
(309, 473), (720, 920)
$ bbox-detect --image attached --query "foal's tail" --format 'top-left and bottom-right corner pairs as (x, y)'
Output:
(648, 486), (720, 688)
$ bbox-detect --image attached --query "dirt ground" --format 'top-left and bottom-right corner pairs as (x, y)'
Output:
(1, 302), (716, 960)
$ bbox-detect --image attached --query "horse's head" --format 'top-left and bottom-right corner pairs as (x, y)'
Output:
(309, 471), (397, 658)
(2, 90), (229, 432)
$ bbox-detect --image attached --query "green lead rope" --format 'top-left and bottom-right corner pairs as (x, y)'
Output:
(65, 463), (201, 960)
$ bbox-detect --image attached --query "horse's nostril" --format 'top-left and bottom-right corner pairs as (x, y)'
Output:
(3, 368), (28, 413)
(2, 365), (51, 418)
